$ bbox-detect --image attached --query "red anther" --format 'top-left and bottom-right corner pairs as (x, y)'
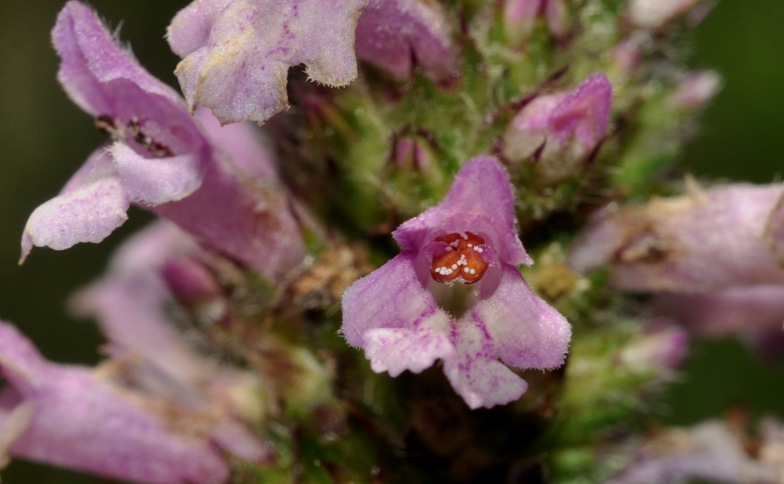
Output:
(430, 232), (489, 284)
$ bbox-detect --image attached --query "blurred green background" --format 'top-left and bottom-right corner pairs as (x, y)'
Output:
(0, 1), (783, 481)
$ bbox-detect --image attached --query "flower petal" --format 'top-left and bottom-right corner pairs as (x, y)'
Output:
(443, 316), (528, 409)
(71, 273), (208, 388)
(110, 143), (205, 206)
(0, 402), (34, 469)
(54, 1), (187, 118)
(194, 107), (280, 182)
(473, 265), (571, 369)
(108, 220), (198, 274)
(168, 0), (367, 124)
(610, 420), (778, 483)
(356, 0), (458, 81)
(364, 327), (454, 377)
(69, 225), (272, 463)
(569, 183), (784, 292)
(548, 73), (612, 147)
(443, 357), (528, 410)
(394, 156), (530, 266)
(651, 286), (784, 339)
(21, 175), (129, 262)
(0, 323), (51, 392)
(764, 190), (784, 264)
(0, 322), (229, 484)
(341, 254), (449, 347)
(153, 153), (306, 281)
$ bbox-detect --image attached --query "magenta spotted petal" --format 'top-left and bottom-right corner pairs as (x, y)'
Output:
(168, 0), (367, 125)
(365, 327), (454, 377)
(341, 157), (571, 409)
(442, 321), (530, 410)
(356, 0), (458, 82)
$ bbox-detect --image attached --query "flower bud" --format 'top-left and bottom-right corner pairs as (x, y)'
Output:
(502, 73), (612, 184)
(618, 322), (688, 372)
(503, 0), (569, 47)
(670, 70), (722, 109)
(627, 0), (699, 29)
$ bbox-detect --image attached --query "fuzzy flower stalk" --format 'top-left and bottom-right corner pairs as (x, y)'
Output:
(5, 0), (783, 482)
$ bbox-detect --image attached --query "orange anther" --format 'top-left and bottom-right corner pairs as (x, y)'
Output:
(430, 232), (489, 284)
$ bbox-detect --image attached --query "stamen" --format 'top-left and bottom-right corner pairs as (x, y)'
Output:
(430, 231), (489, 284)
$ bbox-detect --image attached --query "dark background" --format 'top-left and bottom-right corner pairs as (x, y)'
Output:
(1, 1), (783, 481)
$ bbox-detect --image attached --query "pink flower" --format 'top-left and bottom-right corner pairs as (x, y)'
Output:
(167, 0), (368, 125)
(610, 419), (784, 483)
(22, 1), (306, 281)
(355, 0), (459, 82)
(569, 182), (784, 353)
(569, 183), (784, 292)
(341, 157), (571, 409)
(0, 319), (264, 483)
(502, 73), (612, 182)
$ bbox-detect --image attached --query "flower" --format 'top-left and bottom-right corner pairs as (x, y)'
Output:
(68, 221), (271, 461)
(610, 419), (784, 483)
(0, 320), (261, 484)
(22, 1), (306, 282)
(501, 73), (613, 183)
(568, 182), (784, 292)
(569, 182), (784, 353)
(341, 156), (571, 409)
(167, 0), (368, 125)
(355, 0), (459, 82)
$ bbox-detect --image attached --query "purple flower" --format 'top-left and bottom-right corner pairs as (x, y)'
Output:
(167, 0), (368, 125)
(67, 221), (271, 464)
(569, 183), (784, 292)
(651, 287), (784, 358)
(355, 0), (459, 82)
(341, 156), (571, 409)
(569, 182), (784, 352)
(0, 321), (249, 484)
(22, 1), (306, 281)
(501, 73), (612, 182)
(610, 419), (783, 483)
